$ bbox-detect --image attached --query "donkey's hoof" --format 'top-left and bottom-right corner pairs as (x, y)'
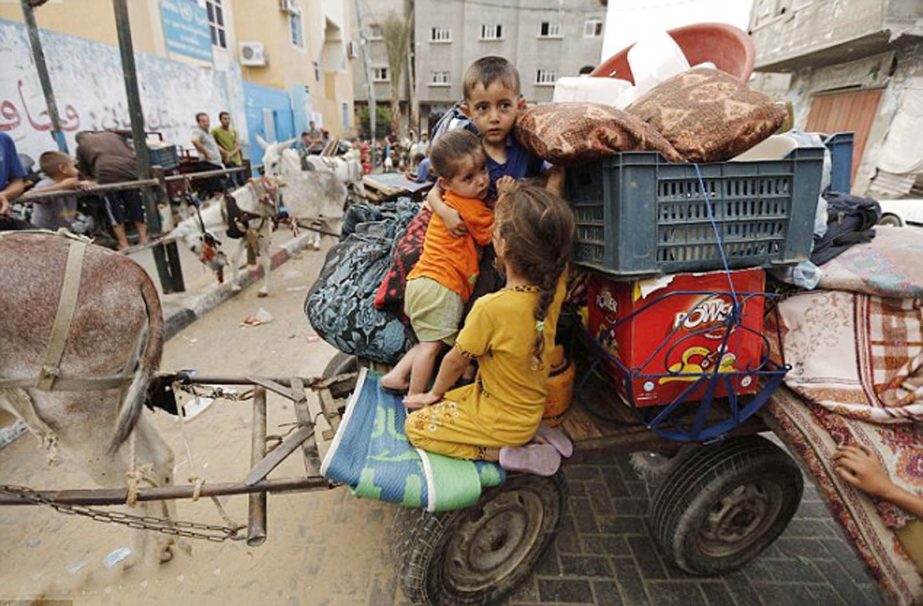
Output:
(231, 283), (243, 293)
(257, 288), (269, 298)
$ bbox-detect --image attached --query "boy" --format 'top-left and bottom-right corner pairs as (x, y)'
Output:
(30, 151), (93, 231)
(428, 56), (564, 235)
(381, 130), (501, 397)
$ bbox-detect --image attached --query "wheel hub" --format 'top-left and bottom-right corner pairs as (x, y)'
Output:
(443, 489), (545, 593)
(697, 481), (783, 558)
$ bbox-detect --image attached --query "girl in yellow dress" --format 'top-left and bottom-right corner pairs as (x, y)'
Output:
(403, 184), (575, 476)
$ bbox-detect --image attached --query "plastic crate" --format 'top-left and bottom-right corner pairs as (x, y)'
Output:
(566, 147), (825, 277)
(823, 132), (854, 193)
(148, 145), (179, 169)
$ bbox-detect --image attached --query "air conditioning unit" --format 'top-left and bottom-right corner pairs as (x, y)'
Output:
(279, 0), (299, 14)
(347, 41), (360, 59)
(239, 42), (267, 67)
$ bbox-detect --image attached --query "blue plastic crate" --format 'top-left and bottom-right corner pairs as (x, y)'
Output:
(566, 148), (825, 277)
(823, 132), (854, 193)
(148, 145), (179, 169)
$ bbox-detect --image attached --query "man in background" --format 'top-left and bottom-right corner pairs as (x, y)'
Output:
(212, 111), (246, 187)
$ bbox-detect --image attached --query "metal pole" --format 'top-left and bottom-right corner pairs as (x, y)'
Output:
(112, 0), (184, 293)
(20, 0), (67, 153)
(247, 387), (268, 546)
(355, 0), (376, 167)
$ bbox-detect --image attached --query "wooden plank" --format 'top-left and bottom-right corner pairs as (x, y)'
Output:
(244, 426), (313, 486)
(289, 377), (321, 476)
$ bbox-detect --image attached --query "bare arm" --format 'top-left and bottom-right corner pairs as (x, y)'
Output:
(426, 187), (466, 236)
(191, 135), (214, 162)
(0, 178), (26, 215)
(834, 445), (923, 519)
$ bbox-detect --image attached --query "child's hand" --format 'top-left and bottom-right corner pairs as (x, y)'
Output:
(444, 208), (467, 237)
(496, 176), (517, 197)
(833, 445), (894, 498)
(404, 391), (441, 409)
(60, 177), (81, 190)
(76, 180), (95, 191)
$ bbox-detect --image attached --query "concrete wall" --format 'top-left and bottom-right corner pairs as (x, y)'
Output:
(751, 40), (923, 196)
(234, 0), (355, 137)
(0, 18), (244, 163)
(749, 0), (921, 71)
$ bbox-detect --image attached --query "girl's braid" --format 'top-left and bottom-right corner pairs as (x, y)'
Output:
(530, 253), (569, 370)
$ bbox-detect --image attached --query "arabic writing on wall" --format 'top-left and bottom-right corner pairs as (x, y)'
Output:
(0, 19), (242, 162)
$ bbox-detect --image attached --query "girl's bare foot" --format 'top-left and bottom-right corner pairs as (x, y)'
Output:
(380, 371), (409, 394)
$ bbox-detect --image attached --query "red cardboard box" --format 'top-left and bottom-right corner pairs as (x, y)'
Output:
(587, 269), (766, 408)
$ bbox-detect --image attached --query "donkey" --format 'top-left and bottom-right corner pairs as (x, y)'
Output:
(171, 136), (351, 297)
(0, 232), (176, 566)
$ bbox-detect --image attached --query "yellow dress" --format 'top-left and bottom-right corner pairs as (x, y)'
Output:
(405, 274), (567, 459)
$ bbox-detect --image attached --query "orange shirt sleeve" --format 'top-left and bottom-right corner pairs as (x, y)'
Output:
(456, 198), (494, 246)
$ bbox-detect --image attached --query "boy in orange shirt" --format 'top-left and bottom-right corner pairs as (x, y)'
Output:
(381, 129), (510, 398)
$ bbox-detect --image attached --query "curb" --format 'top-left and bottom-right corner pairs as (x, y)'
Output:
(163, 231), (321, 341)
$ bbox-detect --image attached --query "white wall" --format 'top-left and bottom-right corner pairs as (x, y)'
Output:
(0, 18), (246, 163)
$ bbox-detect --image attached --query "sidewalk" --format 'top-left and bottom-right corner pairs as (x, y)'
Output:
(128, 227), (326, 340)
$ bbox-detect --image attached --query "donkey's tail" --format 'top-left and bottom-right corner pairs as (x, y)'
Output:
(108, 268), (164, 455)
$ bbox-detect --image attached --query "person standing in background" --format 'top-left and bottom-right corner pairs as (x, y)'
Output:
(213, 111), (246, 187)
(0, 132), (30, 231)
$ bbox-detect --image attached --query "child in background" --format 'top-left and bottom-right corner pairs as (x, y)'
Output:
(381, 129), (499, 396)
(30, 151), (93, 231)
(403, 184), (575, 476)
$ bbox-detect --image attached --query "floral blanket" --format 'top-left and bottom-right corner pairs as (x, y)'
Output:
(777, 290), (923, 423)
(819, 226), (923, 298)
(764, 387), (923, 606)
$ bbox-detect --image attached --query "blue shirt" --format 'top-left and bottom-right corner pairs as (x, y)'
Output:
(415, 158), (432, 183)
(0, 133), (26, 191)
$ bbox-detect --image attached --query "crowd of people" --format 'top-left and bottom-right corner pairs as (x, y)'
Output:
(0, 110), (248, 249)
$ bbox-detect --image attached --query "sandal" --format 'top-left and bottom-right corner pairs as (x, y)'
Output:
(535, 424), (574, 458)
(499, 443), (561, 477)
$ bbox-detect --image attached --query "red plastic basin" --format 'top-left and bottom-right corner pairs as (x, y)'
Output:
(590, 22), (755, 84)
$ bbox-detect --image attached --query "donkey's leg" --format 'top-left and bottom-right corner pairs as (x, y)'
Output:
(133, 414), (179, 563)
(230, 237), (245, 292)
(257, 221), (273, 297)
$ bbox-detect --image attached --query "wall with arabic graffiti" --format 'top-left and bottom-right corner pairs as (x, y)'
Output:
(0, 18), (247, 164)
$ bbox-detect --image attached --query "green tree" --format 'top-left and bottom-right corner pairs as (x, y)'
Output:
(382, 12), (411, 137)
(358, 105), (391, 140)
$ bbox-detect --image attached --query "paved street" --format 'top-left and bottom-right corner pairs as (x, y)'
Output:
(0, 246), (883, 605)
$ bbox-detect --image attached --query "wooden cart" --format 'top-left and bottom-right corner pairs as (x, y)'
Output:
(0, 351), (803, 606)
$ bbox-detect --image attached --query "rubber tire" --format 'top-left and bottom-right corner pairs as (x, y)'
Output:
(878, 213), (903, 227)
(322, 352), (358, 378)
(396, 473), (567, 606)
(650, 436), (803, 576)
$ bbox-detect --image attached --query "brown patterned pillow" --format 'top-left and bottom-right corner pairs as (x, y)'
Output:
(513, 102), (684, 166)
(626, 67), (785, 163)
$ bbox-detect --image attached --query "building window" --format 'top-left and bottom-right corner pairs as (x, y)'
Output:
(539, 22), (562, 38)
(480, 24), (502, 40)
(342, 102), (351, 129)
(206, 0), (227, 48)
(584, 19), (603, 37)
(430, 70), (450, 86)
(430, 27), (451, 42)
(368, 23), (383, 40)
(535, 69), (557, 85)
(290, 12), (304, 48)
(373, 67), (389, 82)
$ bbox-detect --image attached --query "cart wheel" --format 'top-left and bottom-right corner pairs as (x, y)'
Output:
(629, 445), (695, 487)
(397, 473), (566, 606)
(650, 436), (802, 575)
(322, 352), (358, 378)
